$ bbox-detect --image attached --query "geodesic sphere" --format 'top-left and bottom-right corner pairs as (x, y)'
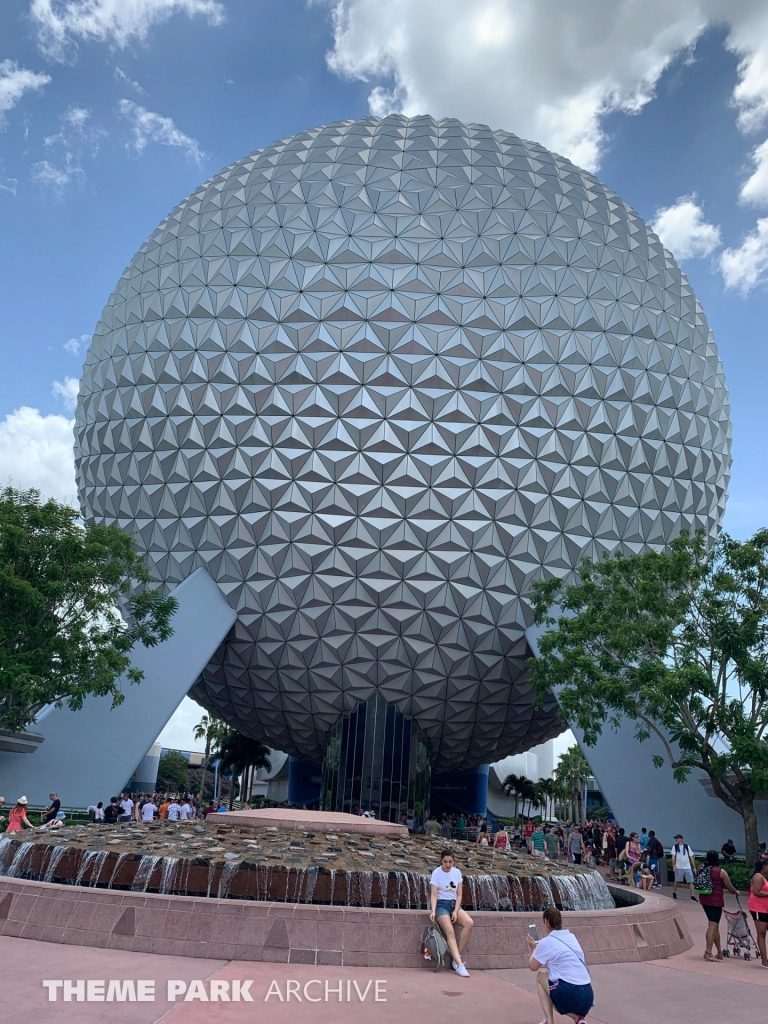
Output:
(75, 115), (731, 772)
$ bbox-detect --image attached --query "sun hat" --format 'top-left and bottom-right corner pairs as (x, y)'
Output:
(17, 795), (28, 805)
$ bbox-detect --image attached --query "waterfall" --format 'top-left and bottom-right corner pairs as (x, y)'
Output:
(107, 852), (128, 889)
(159, 857), (178, 894)
(534, 875), (556, 908)
(0, 837), (14, 874)
(393, 871), (410, 909)
(218, 862), (239, 898)
(510, 875), (525, 910)
(41, 845), (68, 883)
(328, 869), (336, 905)
(377, 871), (388, 908)
(467, 875), (478, 909)
(359, 870), (373, 907)
(131, 855), (160, 892)
(89, 851), (109, 887)
(6, 842), (34, 878)
(206, 860), (217, 898)
(75, 851), (95, 886)
(554, 872), (614, 911)
(293, 868), (305, 903)
(303, 866), (318, 903)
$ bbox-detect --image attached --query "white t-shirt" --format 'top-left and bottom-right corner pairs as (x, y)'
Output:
(167, 803), (181, 820)
(534, 930), (590, 985)
(674, 843), (692, 870)
(180, 803), (191, 819)
(430, 865), (462, 901)
(141, 802), (156, 821)
(120, 798), (133, 816)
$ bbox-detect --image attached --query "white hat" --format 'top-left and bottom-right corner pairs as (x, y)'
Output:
(17, 795), (28, 805)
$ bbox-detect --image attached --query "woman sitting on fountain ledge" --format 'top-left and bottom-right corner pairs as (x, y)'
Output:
(527, 907), (594, 1024)
(429, 849), (474, 977)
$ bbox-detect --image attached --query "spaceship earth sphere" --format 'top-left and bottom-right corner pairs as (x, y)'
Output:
(75, 116), (731, 772)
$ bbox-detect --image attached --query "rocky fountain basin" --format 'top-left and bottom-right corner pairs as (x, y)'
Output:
(0, 820), (613, 911)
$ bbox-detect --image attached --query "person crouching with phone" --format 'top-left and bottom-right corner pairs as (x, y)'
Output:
(527, 908), (593, 1024)
(429, 849), (474, 977)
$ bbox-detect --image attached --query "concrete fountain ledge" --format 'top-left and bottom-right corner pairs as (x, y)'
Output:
(215, 808), (408, 836)
(0, 877), (691, 968)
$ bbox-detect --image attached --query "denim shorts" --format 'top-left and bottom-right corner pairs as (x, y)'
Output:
(435, 899), (456, 917)
(548, 979), (594, 1017)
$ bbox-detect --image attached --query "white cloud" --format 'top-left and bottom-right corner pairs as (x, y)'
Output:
(740, 137), (768, 206)
(0, 178), (17, 196)
(156, 696), (208, 753)
(52, 376), (81, 411)
(30, 0), (225, 62)
(324, 2), (768, 173)
(114, 65), (145, 94)
(44, 104), (106, 152)
(325, 0), (713, 171)
(64, 333), (90, 356)
(32, 106), (106, 195)
(0, 406), (76, 505)
(0, 58), (51, 127)
(118, 98), (205, 163)
(719, 217), (768, 294)
(650, 194), (721, 260)
(31, 153), (86, 195)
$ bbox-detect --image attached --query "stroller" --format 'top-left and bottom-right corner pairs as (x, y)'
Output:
(722, 898), (759, 960)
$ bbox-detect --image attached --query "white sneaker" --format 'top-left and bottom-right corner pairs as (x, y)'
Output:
(452, 961), (470, 977)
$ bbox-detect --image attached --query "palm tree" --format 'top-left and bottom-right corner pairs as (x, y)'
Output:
(193, 713), (229, 803)
(554, 745), (591, 822)
(502, 773), (528, 822)
(213, 730), (272, 809)
(518, 776), (537, 819)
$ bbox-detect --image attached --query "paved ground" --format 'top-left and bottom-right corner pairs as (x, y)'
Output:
(6, 887), (765, 1024)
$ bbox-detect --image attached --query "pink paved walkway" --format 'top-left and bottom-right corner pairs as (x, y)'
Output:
(6, 886), (765, 1024)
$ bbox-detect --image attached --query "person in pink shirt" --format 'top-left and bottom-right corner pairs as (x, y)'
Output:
(747, 859), (768, 968)
(6, 796), (33, 832)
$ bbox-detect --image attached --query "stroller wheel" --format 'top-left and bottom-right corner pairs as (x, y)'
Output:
(734, 949), (741, 957)
(722, 950), (730, 957)
(744, 954), (751, 961)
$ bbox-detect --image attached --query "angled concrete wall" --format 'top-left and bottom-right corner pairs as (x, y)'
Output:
(0, 568), (236, 809)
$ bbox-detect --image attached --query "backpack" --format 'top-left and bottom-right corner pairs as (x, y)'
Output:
(693, 864), (713, 895)
(421, 925), (449, 970)
(648, 838), (663, 858)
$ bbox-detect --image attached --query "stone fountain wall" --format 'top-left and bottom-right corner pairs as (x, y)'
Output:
(0, 874), (692, 968)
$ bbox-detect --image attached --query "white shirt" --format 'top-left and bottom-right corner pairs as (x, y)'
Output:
(94, 807), (104, 820)
(674, 843), (692, 870)
(534, 929), (590, 985)
(141, 802), (156, 821)
(120, 798), (133, 815)
(167, 803), (181, 820)
(180, 803), (192, 819)
(430, 865), (462, 901)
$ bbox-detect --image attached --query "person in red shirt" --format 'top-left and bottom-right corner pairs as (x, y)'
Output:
(7, 796), (33, 832)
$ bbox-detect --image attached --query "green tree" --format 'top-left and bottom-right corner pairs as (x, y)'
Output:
(554, 746), (591, 822)
(0, 488), (177, 733)
(192, 712), (228, 803)
(502, 773), (527, 822)
(530, 529), (768, 863)
(156, 750), (190, 793)
(213, 730), (271, 809)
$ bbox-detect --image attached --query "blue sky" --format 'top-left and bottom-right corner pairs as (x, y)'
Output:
(3, 1), (768, 750)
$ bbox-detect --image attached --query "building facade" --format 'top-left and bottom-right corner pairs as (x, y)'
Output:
(74, 115), (731, 822)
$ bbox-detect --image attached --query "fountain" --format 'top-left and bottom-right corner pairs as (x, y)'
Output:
(0, 811), (692, 969)
(0, 820), (614, 910)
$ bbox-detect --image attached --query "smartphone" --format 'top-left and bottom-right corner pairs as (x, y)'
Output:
(528, 924), (539, 941)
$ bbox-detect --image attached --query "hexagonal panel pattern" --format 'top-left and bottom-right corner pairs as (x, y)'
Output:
(75, 115), (731, 772)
